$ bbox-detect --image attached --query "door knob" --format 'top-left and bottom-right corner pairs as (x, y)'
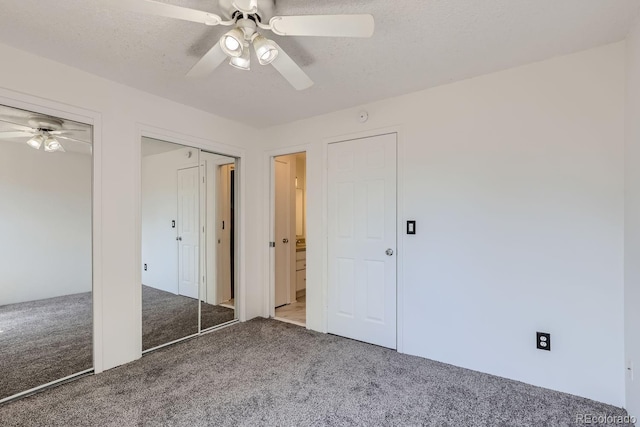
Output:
(176, 236), (182, 241)
(283, 238), (289, 243)
(385, 248), (393, 256)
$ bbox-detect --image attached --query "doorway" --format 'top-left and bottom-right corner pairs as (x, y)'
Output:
(272, 152), (307, 326)
(327, 133), (397, 349)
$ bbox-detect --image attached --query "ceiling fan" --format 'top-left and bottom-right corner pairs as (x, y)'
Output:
(111, 0), (375, 90)
(0, 116), (89, 153)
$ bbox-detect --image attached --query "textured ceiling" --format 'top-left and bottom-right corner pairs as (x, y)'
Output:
(0, 0), (638, 128)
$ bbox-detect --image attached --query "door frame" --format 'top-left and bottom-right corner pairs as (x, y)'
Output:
(0, 88), (103, 380)
(264, 147), (309, 320)
(322, 127), (405, 352)
(136, 125), (246, 356)
(325, 132), (400, 350)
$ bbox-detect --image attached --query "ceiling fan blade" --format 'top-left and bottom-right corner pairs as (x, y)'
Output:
(55, 135), (91, 145)
(269, 14), (374, 38)
(0, 118), (33, 132)
(271, 43), (313, 91)
(186, 42), (228, 78)
(110, 0), (223, 25)
(0, 131), (32, 139)
(49, 129), (87, 135)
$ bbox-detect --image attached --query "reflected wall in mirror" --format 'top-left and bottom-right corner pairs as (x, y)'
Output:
(141, 138), (201, 351)
(0, 104), (93, 401)
(200, 152), (237, 330)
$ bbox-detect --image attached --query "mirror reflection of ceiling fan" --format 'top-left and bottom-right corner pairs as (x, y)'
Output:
(111, 0), (375, 90)
(0, 116), (89, 153)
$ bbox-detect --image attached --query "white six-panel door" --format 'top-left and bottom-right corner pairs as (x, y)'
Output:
(328, 133), (397, 349)
(177, 167), (199, 299)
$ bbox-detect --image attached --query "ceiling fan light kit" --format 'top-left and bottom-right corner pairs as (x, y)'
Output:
(111, 0), (375, 90)
(220, 26), (246, 57)
(24, 130), (65, 153)
(252, 34), (278, 65)
(16, 130), (65, 153)
(221, 18), (279, 70)
(44, 136), (64, 152)
(27, 134), (45, 150)
(229, 42), (251, 70)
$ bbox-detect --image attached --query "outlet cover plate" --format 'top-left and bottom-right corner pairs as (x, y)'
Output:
(536, 332), (551, 351)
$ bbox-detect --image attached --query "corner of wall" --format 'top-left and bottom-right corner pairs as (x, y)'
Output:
(625, 11), (640, 418)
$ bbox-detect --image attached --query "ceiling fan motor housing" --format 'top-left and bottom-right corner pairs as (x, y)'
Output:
(28, 117), (63, 132)
(218, 0), (275, 22)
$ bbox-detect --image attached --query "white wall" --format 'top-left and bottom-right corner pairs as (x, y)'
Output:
(0, 41), (257, 372)
(0, 141), (91, 305)
(625, 17), (640, 418)
(258, 43), (626, 406)
(141, 145), (198, 294)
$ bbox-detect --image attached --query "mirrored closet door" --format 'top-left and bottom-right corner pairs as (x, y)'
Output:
(0, 104), (93, 401)
(141, 140), (237, 352)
